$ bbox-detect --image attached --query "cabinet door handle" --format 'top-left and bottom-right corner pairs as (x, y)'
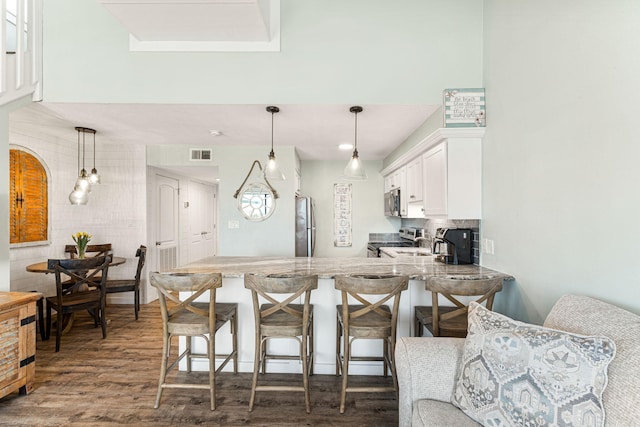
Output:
(410, 195), (415, 199)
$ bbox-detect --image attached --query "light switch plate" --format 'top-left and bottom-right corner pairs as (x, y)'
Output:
(228, 220), (240, 229)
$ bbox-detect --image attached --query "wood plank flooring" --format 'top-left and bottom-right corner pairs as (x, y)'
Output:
(0, 302), (398, 426)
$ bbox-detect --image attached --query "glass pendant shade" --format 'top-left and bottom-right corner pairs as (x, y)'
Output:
(89, 168), (101, 185)
(70, 126), (97, 205)
(265, 151), (285, 181)
(264, 106), (285, 181)
(76, 170), (91, 193)
(343, 150), (367, 180)
(343, 106), (368, 180)
(68, 186), (89, 205)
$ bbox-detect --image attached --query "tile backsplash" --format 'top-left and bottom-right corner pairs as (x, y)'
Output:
(401, 218), (481, 265)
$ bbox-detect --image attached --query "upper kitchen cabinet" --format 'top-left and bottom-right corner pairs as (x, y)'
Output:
(406, 157), (423, 203)
(382, 128), (484, 220)
(423, 137), (481, 219)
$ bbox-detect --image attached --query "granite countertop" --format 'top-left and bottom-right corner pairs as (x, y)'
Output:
(176, 256), (513, 281)
(379, 247), (432, 257)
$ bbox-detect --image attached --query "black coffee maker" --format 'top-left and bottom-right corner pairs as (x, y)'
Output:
(432, 228), (473, 265)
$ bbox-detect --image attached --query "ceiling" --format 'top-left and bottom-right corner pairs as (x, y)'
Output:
(97, 0), (275, 43)
(11, 103), (438, 182)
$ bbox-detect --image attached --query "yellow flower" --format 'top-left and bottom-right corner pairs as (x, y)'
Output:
(72, 232), (92, 245)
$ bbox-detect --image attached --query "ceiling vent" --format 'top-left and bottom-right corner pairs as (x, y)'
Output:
(190, 149), (212, 161)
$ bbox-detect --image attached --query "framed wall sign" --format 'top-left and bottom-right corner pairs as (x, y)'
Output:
(333, 183), (352, 247)
(444, 88), (486, 128)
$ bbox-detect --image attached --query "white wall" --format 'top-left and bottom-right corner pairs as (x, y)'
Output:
(301, 160), (397, 257)
(147, 145), (298, 256)
(482, 1), (640, 322)
(42, 1), (483, 105)
(8, 123), (147, 300)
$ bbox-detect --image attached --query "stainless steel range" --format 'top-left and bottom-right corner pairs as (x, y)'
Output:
(366, 228), (422, 257)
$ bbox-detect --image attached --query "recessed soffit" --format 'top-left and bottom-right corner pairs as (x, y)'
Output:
(97, 0), (280, 52)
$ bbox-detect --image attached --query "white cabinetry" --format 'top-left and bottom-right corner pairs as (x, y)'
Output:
(382, 128), (484, 220)
(385, 167), (404, 192)
(406, 157), (423, 203)
(422, 138), (481, 219)
(405, 157), (424, 218)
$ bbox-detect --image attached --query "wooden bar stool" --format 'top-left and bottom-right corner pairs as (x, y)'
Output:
(150, 272), (238, 411)
(335, 274), (409, 414)
(244, 273), (318, 414)
(414, 275), (504, 337)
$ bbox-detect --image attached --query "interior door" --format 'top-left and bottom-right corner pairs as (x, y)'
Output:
(188, 181), (216, 263)
(156, 175), (179, 271)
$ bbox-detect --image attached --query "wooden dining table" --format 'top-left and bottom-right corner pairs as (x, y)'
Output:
(25, 256), (127, 340)
(25, 256), (127, 273)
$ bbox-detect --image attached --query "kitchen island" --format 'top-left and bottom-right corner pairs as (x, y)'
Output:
(174, 256), (512, 375)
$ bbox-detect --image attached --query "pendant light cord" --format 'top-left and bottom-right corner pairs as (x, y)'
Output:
(353, 110), (358, 156)
(270, 110), (275, 156)
(77, 129), (81, 176)
(81, 131), (86, 173)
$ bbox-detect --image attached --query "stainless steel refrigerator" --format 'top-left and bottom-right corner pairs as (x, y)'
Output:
(295, 197), (316, 257)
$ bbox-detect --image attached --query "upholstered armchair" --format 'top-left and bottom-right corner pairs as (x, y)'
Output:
(396, 295), (640, 426)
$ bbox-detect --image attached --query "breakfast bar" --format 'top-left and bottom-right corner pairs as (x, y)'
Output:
(174, 256), (512, 375)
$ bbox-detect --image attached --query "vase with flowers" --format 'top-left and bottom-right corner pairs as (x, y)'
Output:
(72, 232), (92, 259)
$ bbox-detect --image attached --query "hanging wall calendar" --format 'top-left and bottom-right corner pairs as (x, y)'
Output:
(333, 183), (352, 247)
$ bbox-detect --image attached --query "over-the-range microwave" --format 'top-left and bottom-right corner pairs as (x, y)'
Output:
(384, 188), (401, 217)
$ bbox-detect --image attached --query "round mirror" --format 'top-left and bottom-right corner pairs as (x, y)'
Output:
(238, 182), (275, 221)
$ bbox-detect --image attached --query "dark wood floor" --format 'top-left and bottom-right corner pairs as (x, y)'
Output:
(0, 302), (398, 426)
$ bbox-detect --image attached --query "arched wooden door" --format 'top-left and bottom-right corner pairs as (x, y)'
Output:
(10, 149), (48, 244)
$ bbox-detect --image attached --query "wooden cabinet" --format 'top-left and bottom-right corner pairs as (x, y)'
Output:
(0, 292), (41, 399)
(422, 139), (481, 219)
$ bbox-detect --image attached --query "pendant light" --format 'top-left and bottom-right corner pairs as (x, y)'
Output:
(343, 106), (367, 180)
(264, 105), (285, 181)
(68, 127), (91, 205)
(86, 128), (100, 185)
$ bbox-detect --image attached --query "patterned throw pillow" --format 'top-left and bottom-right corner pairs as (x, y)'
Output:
(452, 302), (616, 427)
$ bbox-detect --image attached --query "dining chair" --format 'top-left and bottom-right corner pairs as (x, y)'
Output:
(46, 255), (111, 352)
(105, 245), (146, 320)
(244, 273), (318, 414)
(335, 273), (409, 414)
(414, 275), (504, 338)
(150, 272), (238, 411)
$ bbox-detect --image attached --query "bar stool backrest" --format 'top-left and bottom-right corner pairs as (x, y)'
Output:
(150, 272), (222, 330)
(426, 275), (504, 336)
(244, 273), (318, 322)
(335, 274), (409, 322)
